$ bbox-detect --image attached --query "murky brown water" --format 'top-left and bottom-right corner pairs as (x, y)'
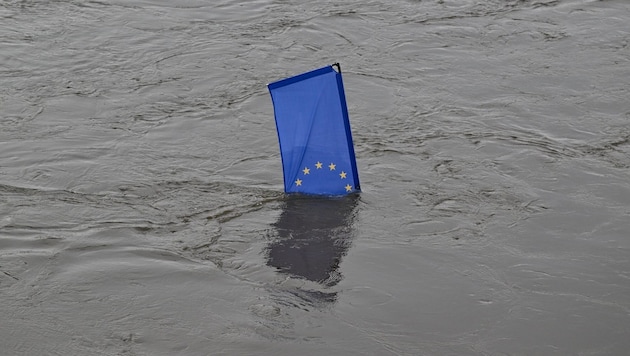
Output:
(2, 0), (629, 354)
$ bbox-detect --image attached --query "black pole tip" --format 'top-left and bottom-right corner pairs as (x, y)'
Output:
(332, 62), (341, 72)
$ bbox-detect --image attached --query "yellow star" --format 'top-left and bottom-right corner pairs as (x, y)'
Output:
(340, 171), (347, 179)
(315, 161), (323, 169)
(303, 167), (310, 175)
(295, 179), (302, 186)
(328, 162), (336, 170)
(345, 184), (352, 192)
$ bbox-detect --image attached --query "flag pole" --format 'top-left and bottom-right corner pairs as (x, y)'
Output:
(332, 62), (341, 73)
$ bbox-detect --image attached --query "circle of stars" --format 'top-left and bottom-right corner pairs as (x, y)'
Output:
(293, 160), (353, 192)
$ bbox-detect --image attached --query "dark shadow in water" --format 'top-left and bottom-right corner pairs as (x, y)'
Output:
(266, 194), (359, 302)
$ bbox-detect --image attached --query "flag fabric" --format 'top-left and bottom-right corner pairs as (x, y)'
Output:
(268, 64), (360, 195)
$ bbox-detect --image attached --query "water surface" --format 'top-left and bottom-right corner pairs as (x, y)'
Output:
(1, 0), (629, 354)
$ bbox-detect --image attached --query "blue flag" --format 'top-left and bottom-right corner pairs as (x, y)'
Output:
(268, 64), (360, 195)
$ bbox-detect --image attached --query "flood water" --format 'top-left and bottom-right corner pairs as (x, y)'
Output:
(2, 0), (629, 354)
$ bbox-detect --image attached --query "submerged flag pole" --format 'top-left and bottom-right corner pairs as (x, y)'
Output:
(268, 63), (360, 195)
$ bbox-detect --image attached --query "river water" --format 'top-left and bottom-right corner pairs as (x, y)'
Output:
(1, 0), (629, 355)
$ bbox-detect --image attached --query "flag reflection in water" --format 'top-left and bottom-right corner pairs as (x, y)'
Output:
(266, 194), (359, 300)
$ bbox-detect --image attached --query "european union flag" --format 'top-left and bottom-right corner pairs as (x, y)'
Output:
(268, 63), (360, 195)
